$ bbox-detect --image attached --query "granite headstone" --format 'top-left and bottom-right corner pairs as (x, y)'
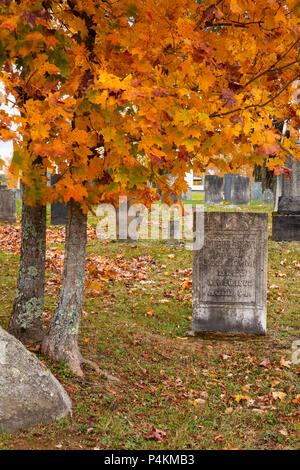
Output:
(165, 219), (181, 246)
(0, 188), (16, 223)
(251, 182), (263, 202)
(223, 174), (238, 202)
(192, 212), (268, 335)
(205, 175), (223, 205)
(262, 189), (274, 204)
(51, 174), (68, 225)
(230, 175), (250, 205)
(272, 155), (300, 241)
(116, 198), (145, 241)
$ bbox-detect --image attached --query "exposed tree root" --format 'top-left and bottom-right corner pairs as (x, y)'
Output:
(80, 358), (120, 382)
(42, 338), (120, 381)
(70, 355), (120, 382)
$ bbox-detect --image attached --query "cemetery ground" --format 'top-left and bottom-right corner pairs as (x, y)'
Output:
(0, 201), (299, 450)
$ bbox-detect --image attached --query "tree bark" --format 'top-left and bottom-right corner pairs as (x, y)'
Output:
(41, 199), (87, 376)
(261, 160), (276, 193)
(253, 164), (262, 182)
(9, 182), (46, 344)
(254, 161), (276, 193)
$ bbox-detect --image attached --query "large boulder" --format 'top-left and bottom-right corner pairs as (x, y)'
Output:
(0, 326), (72, 434)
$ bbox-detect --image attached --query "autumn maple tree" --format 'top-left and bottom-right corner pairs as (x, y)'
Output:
(0, 0), (299, 374)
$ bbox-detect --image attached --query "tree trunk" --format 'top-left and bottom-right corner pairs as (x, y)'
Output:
(9, 182), (46, 344)
(261, 160), (276, 193)
(41, 199), (87, 376)
(253, 164), (262, 182)
(255, 161), (276, 193)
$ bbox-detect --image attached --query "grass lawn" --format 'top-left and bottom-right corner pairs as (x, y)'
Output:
(0, 202), (299, 450)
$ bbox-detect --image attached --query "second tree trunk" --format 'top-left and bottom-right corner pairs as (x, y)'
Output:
(41, 199), (87, 375)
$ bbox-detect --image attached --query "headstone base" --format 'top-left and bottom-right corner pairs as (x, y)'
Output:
(277, 196), (300, 215)
(272, 213), (300, 241)
(192, 308), (266, 335)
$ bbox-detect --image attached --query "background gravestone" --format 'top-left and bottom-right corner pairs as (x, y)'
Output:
(272, 155), (300, 241)
(0, 326), (72, 433)
(192, 212), (268, 335)
(116, 199), (145, 242)
(262, 189), (274, 204)
(230, 175), (250, 204)
(223, 174), (238, 202)
(278, 196), (300, 214)
(165, 220), (181, 246)
(0, 188), (16, 223)
(204, 175), (223, 205)
(51, 174), (68, 225)
(251, 182), (262, 202)
(272, 212), (300, 242)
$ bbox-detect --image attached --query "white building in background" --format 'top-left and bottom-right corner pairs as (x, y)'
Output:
(185, 170), (204, 192)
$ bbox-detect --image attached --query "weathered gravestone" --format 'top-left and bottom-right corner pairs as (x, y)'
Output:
(230, 175), (250, 204)
(205, 175), (223, 205)
(278, 196), (300, 214)
(0, 188), (16, 223)
(192, 212), (268, 335)
(116, 198), (145, 242)
(0, 326), (71, 433)
(272, 156), (300, 241)
(262, 189), (274, 204)
(272, 212), (300, 242)
(223, 174), (238, 202)
(251, 182), (263, 202)
(165, 219), (181, 246)
(51, 174), (68, 225)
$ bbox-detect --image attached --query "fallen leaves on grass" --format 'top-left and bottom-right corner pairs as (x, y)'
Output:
(292, 394), (300, 405)
(192, 398), (206, 405)
(234, 394), (251, 403)
(272, 391), (287, 401)
(0, 224), (97, 256)
(279, 357), (291, 369)
(146, 427), (167, 442)
(179, 277), (192, 293)
(259, 358), (271, 368)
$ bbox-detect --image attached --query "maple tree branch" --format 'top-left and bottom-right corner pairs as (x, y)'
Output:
(243, 38), (300, 88)
(279, 145), (296, 161)
(193, 0), (224, 31)
(211, 20), (263, 28)
(210, 75), (299, 118)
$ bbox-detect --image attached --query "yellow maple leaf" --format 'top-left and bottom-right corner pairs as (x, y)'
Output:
(234, 394), (251, 403)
